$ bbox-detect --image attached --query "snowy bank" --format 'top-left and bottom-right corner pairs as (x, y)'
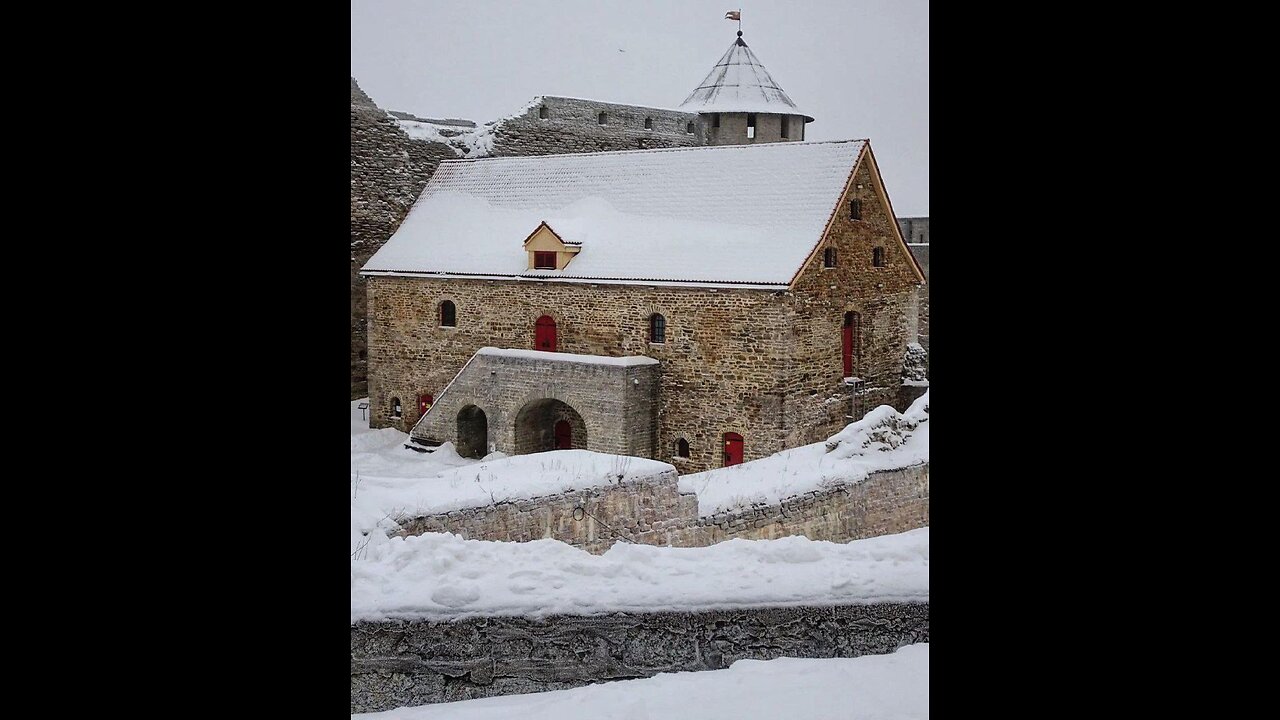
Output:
(351, 399), (674, 546)
(680, 392), (929, 516)
(350, 527), (928, 622)
(352, 643), (929, 720)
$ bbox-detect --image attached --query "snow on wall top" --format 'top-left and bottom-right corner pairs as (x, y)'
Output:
(680, 392), (929, 516)
(479, 347), (658, 366)
(678, 36), (812, 121)
(362, 139), (866, 286)
(350, 527), (929, 622)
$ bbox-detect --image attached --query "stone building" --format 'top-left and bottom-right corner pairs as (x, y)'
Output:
(362, 137), (925, 473)
(351, 32), (834, 395)
(355, 32), (928, 471)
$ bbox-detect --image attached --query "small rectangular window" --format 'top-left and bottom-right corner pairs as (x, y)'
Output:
(873, 247), (885, 267)
(747, 113), (756, 139)
(713, 113), (721, 128)
(823, 247), (837, 268)
(850, 199), (862, 220)
(780, 116), (789, 139)
(534, 251), (556, 269)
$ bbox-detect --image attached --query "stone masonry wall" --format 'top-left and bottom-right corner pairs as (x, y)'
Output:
(909, 243), (929, 368)
(392, 463), (928, 554)
(898, 217), (929, 246)
(410, 350), (661, 460)
(367, 277), (795, 473)
(783, 157), (924, 448)
(395, 472), (699, 555)
(351, 602), (929, 712)
(489, 96), (705, 155)
(351, 78), (458, 398)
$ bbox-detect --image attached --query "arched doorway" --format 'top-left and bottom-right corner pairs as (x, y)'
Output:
(535, 315), (557, 352)
(515, 398), (586, 454)
(723, 432), (744, 466)
(456, 405), (488, 459)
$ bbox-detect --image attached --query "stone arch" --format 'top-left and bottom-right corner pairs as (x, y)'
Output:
(514, 398), (587, 455)
(456, 405), (488, 459)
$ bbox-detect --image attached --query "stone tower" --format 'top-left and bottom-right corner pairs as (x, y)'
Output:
(678, 31), (813, 145)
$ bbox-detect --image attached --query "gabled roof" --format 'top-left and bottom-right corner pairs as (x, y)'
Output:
(361, 139), (867, 288)
(678, 34), (812, 122)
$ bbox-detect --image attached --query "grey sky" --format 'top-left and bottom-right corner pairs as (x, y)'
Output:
(351, 0), (928, 215)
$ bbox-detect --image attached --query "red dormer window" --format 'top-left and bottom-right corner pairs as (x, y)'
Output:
(534, 251), (556, 269)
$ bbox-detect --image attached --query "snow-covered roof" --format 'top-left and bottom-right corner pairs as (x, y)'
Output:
(362, 139), (867, 287)
(678, 34), (812, 121)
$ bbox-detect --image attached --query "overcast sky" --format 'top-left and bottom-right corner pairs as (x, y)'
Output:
(351, 0), (928, 216)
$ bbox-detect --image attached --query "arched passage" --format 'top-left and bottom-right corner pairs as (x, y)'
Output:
(456, 405), (488, 459)
(515, 398), (587, 455)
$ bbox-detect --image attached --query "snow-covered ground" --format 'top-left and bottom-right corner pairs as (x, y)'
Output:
(350, 400), (674, 546)
(351, 391), (929, 547)
(352, 643), (929, 720)
(351, 527), (928, 622)
(680, 391), (929, 516)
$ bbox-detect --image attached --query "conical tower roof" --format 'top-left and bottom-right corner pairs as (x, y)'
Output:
(678, 33), (813, 122)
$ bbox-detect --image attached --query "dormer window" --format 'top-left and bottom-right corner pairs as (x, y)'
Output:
(524, 221), (580, 270)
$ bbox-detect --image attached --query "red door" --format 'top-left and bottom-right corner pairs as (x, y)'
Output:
(554, 420), (572, 449)
(535, 315), (557, 352)
(724, 433), (743, 466)
(418, 394), (433, 416)
(842, 311), (859, 377)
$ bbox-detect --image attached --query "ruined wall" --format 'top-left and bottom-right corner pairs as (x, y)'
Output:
(367, 276), (795, 473)
(350, 602), (929, 712)
(393, 464), (928, 553)
(395, 472), (698, 555)
(489, 96), (705, 155)
(784, 159), (925, 447)
(350, 78), (458, 397)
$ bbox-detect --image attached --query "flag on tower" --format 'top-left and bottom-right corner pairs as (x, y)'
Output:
(725, 10), (741, 20)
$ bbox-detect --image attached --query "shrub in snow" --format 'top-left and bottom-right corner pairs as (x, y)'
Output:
(902, 342), (928, 383)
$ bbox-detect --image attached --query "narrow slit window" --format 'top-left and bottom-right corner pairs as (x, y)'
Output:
(440, 300), (456, 327)
(686, 121), (694, 134)
(747, 113), (756, 139)
(598, 111), (608, 125)
(539, 105), (548, 119)
(823, 248), (837, 268)
(873, 247), (886, 267)
(781, 116), (789, 138)
(644, 117), (653, 129)
(534, 251), (556, 269)
(713, 113), (721, 128)
(850, 199), (862, 220)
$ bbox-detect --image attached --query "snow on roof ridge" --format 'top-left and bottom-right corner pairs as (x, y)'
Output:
(436, 137), (870, 165)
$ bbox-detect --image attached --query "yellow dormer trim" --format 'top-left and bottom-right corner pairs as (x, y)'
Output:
(523, 221), (581, 270)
